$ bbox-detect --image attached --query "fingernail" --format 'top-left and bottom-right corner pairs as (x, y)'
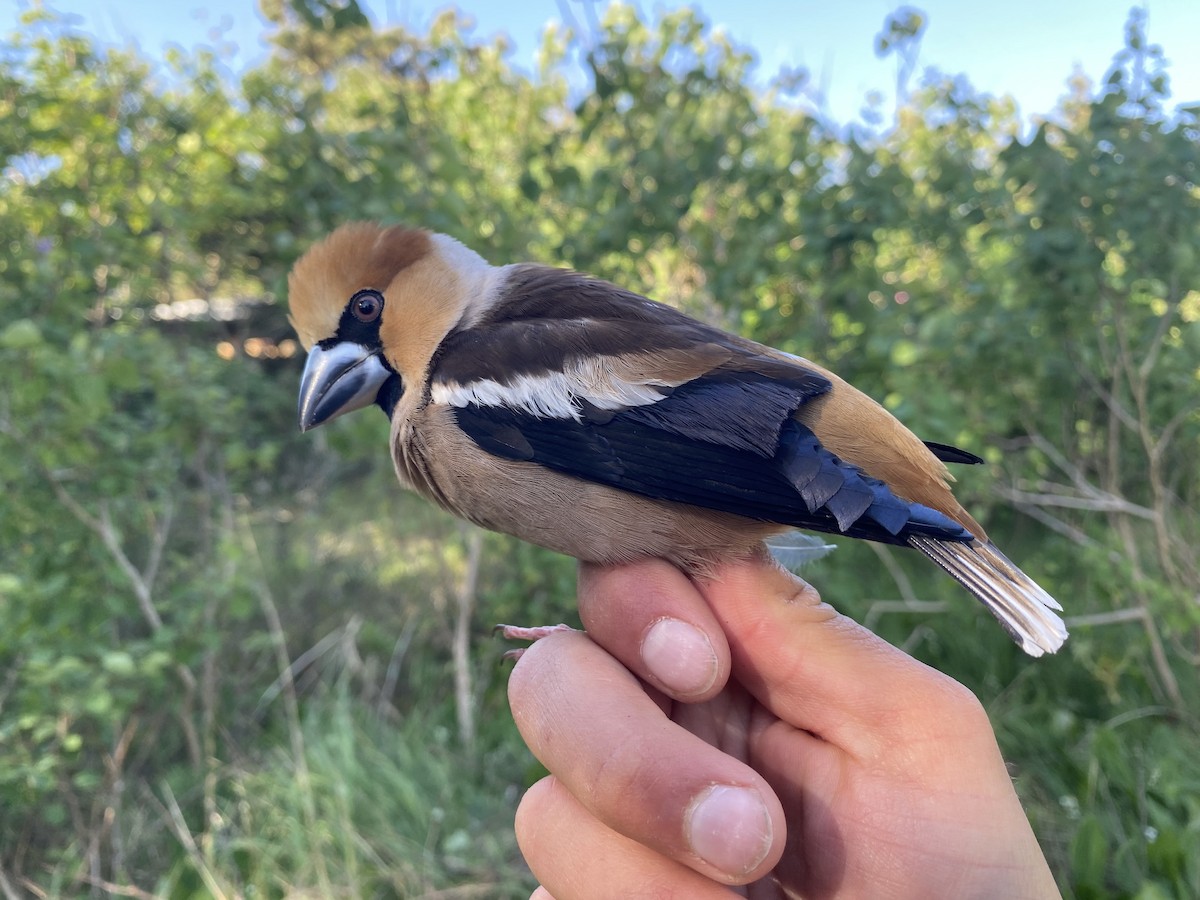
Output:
(686, 784), (773, 877)
(641, 617), (718, 696)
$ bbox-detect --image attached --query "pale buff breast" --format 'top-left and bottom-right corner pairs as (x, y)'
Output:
(390, 404), (783, 574)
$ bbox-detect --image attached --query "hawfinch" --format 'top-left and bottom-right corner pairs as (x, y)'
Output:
(289, 222), (1067, 656)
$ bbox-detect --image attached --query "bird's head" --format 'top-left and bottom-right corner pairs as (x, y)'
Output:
(289, 221), (491, 431)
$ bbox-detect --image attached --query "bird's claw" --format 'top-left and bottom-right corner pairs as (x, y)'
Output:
(493, 622), (576, 642)
(495, 623), (576, 665)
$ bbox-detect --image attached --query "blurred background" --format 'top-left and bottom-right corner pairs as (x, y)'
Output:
(1, 0), (1197, 896)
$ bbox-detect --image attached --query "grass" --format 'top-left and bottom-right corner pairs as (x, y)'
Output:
(157, 682), (535, 899)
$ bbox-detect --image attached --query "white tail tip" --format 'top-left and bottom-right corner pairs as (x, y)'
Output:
(909, 535), (1068, 657)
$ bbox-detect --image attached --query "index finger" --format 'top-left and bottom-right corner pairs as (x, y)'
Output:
(578, 559), (732, 702)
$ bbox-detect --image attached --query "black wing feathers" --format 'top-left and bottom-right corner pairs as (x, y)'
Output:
(454, 402), (972, 546)
(923, 440), (984, 465)
(441, 265), (973, 546)
(618, 371), (828, 457)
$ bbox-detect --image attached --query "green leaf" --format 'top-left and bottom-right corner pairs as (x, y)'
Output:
(0, 319), (43, 348)
(101, 651), (136, 677)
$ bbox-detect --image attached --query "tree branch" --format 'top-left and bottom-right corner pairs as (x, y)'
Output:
(864, 599), (949, 631)
(142, 495), (175, 597)
(995, 483), (1156, 519)
(866, 542), (919, 604)
(94, 501), (163, 633)
(0, 863), (21, 900)
(452, 526), (484, 750)
(17, 439), (202, 764)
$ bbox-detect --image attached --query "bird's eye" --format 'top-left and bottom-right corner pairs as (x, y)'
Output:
(350, 289), (384, 323)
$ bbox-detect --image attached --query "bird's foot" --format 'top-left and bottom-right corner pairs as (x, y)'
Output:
(494, 622), (576, 642)
(494, 623), (577, 662)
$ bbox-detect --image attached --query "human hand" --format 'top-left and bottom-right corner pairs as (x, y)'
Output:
(507, 554), (1059, 899)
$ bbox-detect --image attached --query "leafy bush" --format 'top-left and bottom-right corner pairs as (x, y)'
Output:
(0, 2), (1196, 896)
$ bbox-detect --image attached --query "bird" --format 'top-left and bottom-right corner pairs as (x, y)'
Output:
(288, 222), (1067, 656)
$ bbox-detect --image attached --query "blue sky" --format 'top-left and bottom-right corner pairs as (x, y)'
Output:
(10, 1), (1200, 126)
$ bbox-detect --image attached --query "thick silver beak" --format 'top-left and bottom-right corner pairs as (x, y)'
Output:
(297, 343), (391, 432)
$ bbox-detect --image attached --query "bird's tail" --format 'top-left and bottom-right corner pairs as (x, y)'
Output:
(908, 535), (1068, 657)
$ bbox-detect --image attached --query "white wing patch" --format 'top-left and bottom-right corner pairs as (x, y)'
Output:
(432, 357), (682, 420)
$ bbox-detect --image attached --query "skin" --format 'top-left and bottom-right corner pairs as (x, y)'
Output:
(507, 555), (1060, 899)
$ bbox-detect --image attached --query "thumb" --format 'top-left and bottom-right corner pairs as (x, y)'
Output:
(693, 553), (960, 761)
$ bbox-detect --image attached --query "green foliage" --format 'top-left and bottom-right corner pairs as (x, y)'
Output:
(162, 685), (533, 898)
(1, 3), (1197, 897)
